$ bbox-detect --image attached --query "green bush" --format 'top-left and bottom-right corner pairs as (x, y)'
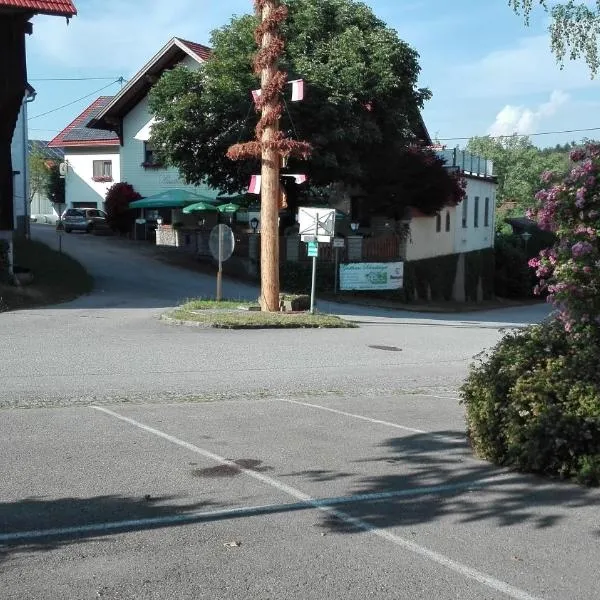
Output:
(460, 320), (600, 485)
(280, 261), (336, 294)
(494, 234), (534, 298)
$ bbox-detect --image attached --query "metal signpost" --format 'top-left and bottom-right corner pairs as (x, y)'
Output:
(332, 237), (344, 294)
(54, 202), (65, 254)
(209, 224), (235, 301)
(298, 207), (336, 313)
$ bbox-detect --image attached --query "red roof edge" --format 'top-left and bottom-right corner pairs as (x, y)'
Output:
(48, 96), (119, 148)
(0, 1), (77, 17)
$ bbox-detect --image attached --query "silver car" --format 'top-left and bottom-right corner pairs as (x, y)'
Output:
(61, 208), (107, 233)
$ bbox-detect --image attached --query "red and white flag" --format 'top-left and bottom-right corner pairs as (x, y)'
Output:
(251, 89), (262, 104)
(285, 174), (307, 184)
(289, 79), (305, 102)
(248, 174), (261, 194)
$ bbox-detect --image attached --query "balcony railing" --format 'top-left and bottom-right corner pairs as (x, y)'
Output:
(436, 148), (494, 178)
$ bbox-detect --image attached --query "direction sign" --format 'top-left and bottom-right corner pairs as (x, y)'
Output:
(307, 240), (318, 257)
(209, 224), (235, 262)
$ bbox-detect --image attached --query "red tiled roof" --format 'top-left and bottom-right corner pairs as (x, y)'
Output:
(175, 38), (211, 61)
(48, 96), (119, 148)
(0, 0), (77, 16)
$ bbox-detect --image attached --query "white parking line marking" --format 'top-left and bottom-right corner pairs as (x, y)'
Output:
(0, 478), (506, 544)
(91, 406), (543, 600)
(278, 399), (427, 433)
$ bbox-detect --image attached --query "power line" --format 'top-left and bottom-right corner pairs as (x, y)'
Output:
(29, 76), (126, 82)
(437, 126), (600, 142)
(28, 79), (122, 121)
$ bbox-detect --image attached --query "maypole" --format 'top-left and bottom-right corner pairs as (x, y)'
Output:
(227, 0), (311, 312)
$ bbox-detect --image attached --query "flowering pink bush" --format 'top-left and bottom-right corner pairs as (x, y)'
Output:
(528, 144), (600, 333)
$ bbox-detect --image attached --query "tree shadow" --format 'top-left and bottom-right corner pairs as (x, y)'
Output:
(317, 430), (600, 535)
(0, 494), (216, 563)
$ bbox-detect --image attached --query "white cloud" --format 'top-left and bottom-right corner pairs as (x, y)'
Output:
(488, 90), (570, 136)
(449, 35), (600, 99)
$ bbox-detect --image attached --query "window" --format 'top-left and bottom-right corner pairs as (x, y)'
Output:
(435, 212), (441, 232)
(143, 141), (162, 168)
(474, 196), (479, 228)
(92, 160), (112, 181)
(445, 211), (451, 232)
(484, 197), (490, 227)
(462, 197), (468, 228)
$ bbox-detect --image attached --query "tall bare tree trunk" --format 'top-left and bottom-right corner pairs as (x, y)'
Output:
(258, 0), (280, 312)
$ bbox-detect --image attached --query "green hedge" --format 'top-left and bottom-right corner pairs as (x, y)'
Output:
(278, 248), (494, 303)
(280, 261), (336, 294)
(465, 248), (495, 301)
(461, 320), (600, 485)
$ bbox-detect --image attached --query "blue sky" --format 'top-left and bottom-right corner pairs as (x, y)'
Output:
(25, 0), (600, 148)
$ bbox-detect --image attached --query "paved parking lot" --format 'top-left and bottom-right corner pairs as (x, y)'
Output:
(2, 393), (599, 600)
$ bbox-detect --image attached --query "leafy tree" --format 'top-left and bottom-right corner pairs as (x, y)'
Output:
(509, 1), (600, 76)
(466, 135), (569, 217)
(148, 0), (464, 219)
(28, 148), (51, 204)
(105, 182), (141, 234)
(43, 163), (65, 206)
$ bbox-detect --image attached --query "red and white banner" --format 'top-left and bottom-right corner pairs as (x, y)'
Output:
(248, 174), (261, 194)
(289, 79), (305, 102)
(251, 80), (305, 104)
(282, 174), (307, 185)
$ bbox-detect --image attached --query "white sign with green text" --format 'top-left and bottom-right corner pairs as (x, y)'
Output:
(339, 262), (404, 291)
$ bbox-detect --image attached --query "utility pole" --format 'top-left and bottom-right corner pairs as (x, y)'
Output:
(227, 0), (311, 312)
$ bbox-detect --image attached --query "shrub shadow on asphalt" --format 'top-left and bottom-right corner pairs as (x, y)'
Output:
(0, 494), (216, 563)
(317, 430), (600, 535)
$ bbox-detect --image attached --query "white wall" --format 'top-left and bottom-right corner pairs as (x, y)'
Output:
(120, 95), (202, 198)
(64, 147), (120, 209)
(454, 176), (496, 254)
(405, 207), (456, 261)
(11, 96), (29, 229)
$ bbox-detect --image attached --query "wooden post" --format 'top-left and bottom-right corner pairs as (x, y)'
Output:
(258, 0), (280, 312)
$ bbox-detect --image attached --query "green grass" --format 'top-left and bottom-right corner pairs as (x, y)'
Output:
(0, 238), (93, 312)
(165, 298), (356, 329)
(181, 299), (257, 310)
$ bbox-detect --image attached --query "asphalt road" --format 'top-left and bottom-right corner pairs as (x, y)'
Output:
(0, 225), (550, 409)
(3, 226), (595, 600)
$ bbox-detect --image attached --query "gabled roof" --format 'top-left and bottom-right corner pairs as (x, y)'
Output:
(89, 37), (211, 132)
(0, 0), (77, 17)
(48, 96), (120, 148)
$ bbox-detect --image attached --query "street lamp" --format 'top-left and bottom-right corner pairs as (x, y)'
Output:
(350, 222), (360, 233)
(250, 217), (259, 233)
(521, 231), (532, 253)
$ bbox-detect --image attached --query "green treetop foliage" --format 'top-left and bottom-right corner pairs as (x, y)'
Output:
(148, 0), (464, 218)
(28, 148), (51, 204)
(510, 0), (600, 76)
(466, 135), (570, 216)
(43, 163), (65, 206)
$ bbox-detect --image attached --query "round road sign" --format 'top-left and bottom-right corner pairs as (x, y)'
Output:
(209, 224), (235, 262)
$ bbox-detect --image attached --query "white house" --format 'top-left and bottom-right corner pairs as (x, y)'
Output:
(48, 96), (120, 210)
(89, 38), (221, 201)
(10, 83), (35, 235)
(405, 149), (497, 261)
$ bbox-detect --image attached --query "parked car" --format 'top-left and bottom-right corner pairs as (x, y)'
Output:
(61, 208), (107, 233)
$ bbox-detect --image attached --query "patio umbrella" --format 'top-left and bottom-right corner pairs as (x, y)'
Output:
(129, 188), (218, 209)
(182, 202), (219, 214)
(217, 202), (241, 213)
